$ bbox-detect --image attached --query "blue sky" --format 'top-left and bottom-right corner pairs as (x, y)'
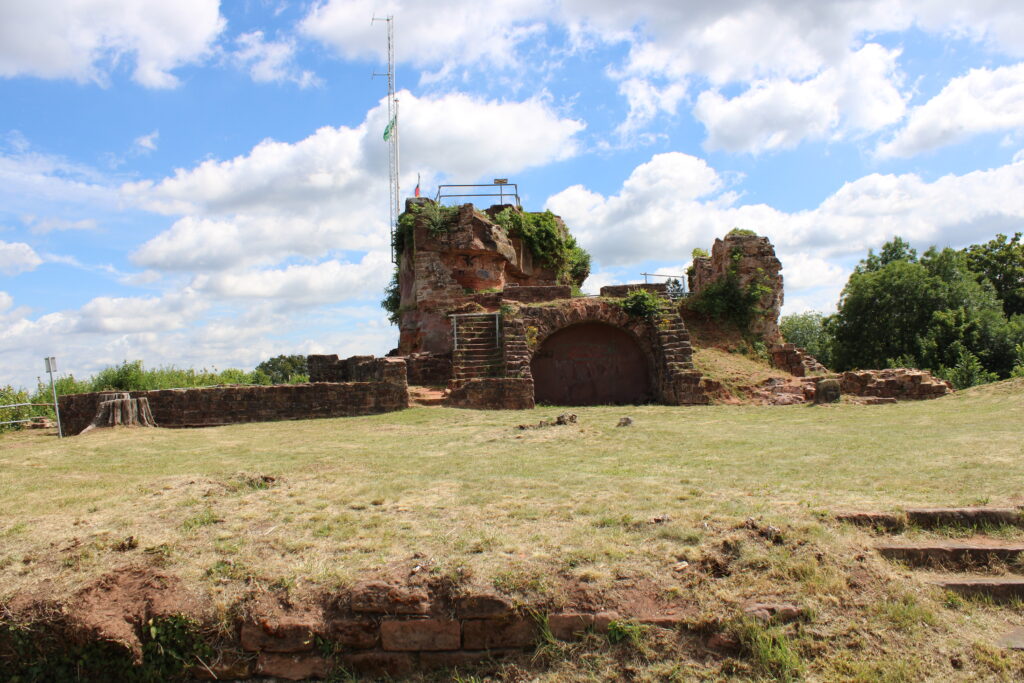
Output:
(3, 0), (1024, 389)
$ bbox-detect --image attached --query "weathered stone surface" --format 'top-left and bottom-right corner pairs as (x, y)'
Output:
(380, 619), (461, 651)
(445, 378), (535, 410)
(835, 511), (905, 531)
(240, 618), (317, 653)
(463, 618), (537, 650)
(502, 285), (572, 303)
(875, 542), (1024, 569)
(742, 602), (803, 623)
(350, 581), (430, 615)
(456, 594), (514, 619)
(256, 653), (331, 680)
(339, 651), (416, 678)
(770, 343), (827, 376)
(933, 577), (1024, 602)
(905, 508), (1024, 529)
(327, 619), (379, 649)
(997, 627), (1024, 650)
(59, 372), (408, 436)
(688, 232), (784, 343)
(404, 352), (453, 385)
(839, 368), (953, 401)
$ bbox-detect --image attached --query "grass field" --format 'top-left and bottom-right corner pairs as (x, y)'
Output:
(2, 379), (1023, 680)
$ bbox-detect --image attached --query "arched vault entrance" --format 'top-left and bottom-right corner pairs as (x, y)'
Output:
(531, 322), (652, 405)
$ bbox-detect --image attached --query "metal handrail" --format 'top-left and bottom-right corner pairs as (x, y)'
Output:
(450, 312), (501, 351)
(436, 183), (520, 207)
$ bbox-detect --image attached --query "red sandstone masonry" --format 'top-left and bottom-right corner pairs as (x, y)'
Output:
(839, 368), (952, 400)
(58, 374), (408, 436)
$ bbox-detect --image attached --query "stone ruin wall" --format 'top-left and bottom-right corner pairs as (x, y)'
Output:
(396, 200), (569, 356)
(59, 358), (408, 436)
(688, 232), (784, 343)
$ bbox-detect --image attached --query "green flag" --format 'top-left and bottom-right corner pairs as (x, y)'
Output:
(382, 116), (396, 141)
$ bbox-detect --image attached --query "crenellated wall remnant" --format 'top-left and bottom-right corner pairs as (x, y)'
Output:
(688, 231), (784, 343)
(770, 343), (828, 377)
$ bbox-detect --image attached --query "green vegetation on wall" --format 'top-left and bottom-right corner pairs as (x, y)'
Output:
(494, 208), (591, 285)
(689, 248), (771, 333)
(619, 289), (663, 318)
(394, 201), (461, 255)
(381, 269), (401, 325)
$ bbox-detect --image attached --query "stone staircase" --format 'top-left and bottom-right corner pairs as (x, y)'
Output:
(841, 506), (1024, 649)
(408, 386), (446, 407)
(451, 313), (504, 380)
(656, 300), (695, 373)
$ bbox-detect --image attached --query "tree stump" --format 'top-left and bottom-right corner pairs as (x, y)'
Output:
(80, 392), (157, 434)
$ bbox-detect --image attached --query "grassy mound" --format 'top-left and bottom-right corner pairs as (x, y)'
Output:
(2, 382), (1023, 679)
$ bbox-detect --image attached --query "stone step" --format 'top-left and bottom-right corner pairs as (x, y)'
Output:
(876, 542), (1024, 569)
(931, 576), (1024, 602)
(906, 508), (1024, 529)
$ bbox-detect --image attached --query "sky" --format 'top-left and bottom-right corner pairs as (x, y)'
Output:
(3, 0), (1024, 389)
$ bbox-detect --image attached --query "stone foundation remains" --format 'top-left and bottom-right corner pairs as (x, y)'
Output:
(839, 369), (953, 400)
(59, 358), (408, 436)
(770, 343), (828, 377)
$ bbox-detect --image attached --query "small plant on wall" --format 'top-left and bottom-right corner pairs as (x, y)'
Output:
(620, 289), (663, 319)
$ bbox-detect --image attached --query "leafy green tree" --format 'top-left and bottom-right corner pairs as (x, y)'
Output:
(779, 311), (832, 367)
(828, 239), (1012, 374)
(940, 346), (998, 389)
(964, 232), (1024, 317)
(254, 355), (309, 384)
(381, 269), (401, 325)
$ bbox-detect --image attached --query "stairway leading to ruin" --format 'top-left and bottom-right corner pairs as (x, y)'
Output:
(656, 300), (695, 373)
(451, 313), (504, 380)
(840, 506), (1024, 650)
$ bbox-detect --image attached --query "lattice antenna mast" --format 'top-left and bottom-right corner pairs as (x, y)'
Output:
(372, 15), (400, 264)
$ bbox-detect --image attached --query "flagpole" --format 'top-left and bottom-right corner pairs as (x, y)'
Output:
(373, 15), (400, 264)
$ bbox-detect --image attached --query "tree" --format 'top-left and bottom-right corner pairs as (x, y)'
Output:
(381, 269), (401, 325)
(254, 355), (309, 384)
(964, 232), (1024, 317)
(828, 238), (1011, 373)
(779, 311), (832, 367)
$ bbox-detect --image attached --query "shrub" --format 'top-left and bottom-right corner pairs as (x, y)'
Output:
(727, 227), (758, 237)
(620, 289), (663, 318)
(691, 247), (709, 259)
(690, 269), (769, 332)
(940, 347), (999, 389)
(0, 385), (31, 433)
(494, 208), (591, 286)
(381, 269), (401, 325)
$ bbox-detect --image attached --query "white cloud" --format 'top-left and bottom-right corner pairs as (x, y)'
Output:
(134, 130), (159, 153)
(0, 291), (12, 313)
(546, 152), (1024, 291)
(0, 240), (42, 275)
(192, 253), (391, 307)
(0, 0), (224, 88)
(233, 31), (320, 89)
(878, 62), (1024, 158)
(26, 217), (98, 234)
(125, 90), (583, 271)
(694, 44), (906, 153)
(614, 78), (688, 140)
(300, 0), (551, 77)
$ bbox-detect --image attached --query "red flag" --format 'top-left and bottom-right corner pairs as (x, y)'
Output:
(414, 174), (421, 197)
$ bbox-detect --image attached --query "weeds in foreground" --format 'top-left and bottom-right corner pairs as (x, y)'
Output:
(731, 617), (804, 682)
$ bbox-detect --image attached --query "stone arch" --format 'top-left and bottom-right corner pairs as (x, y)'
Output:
(519, 300), (659, 405)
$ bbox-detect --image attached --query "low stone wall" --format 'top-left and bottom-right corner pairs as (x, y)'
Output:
(501, 285), (572, 303)
(599, 283), (667, 298)
(770, 343), (827, 377)
(195, 583), (672, 680)
(404, 352), (452, 386)
(445, 378), (535, 410)
(839, 369), (953, 400)
(308, 355), (406, 383)
(59, 371), (408, 436)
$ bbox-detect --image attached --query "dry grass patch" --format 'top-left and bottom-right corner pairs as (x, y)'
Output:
(1, 379), (1023, 678)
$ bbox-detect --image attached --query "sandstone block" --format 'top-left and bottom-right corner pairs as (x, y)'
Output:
(351, 581), (430, 614)
(380, 619), (461, 651)
(463, 617), (537, 650)
(256, 653), (331, 680)
(456, 593), (514, 619)
(240, 618), (317, 653)
(339, 651), (416, 678)
(328, 619), (378, 649)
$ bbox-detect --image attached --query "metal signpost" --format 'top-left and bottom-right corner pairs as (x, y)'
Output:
(45, 356), (63, 438)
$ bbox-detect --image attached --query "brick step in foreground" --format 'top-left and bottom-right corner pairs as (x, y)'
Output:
(836, 507), (1024, 532)
(931, 576), (1024, 602)
(408, 386), (446, 407)
(875, 542), (1024, 569)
